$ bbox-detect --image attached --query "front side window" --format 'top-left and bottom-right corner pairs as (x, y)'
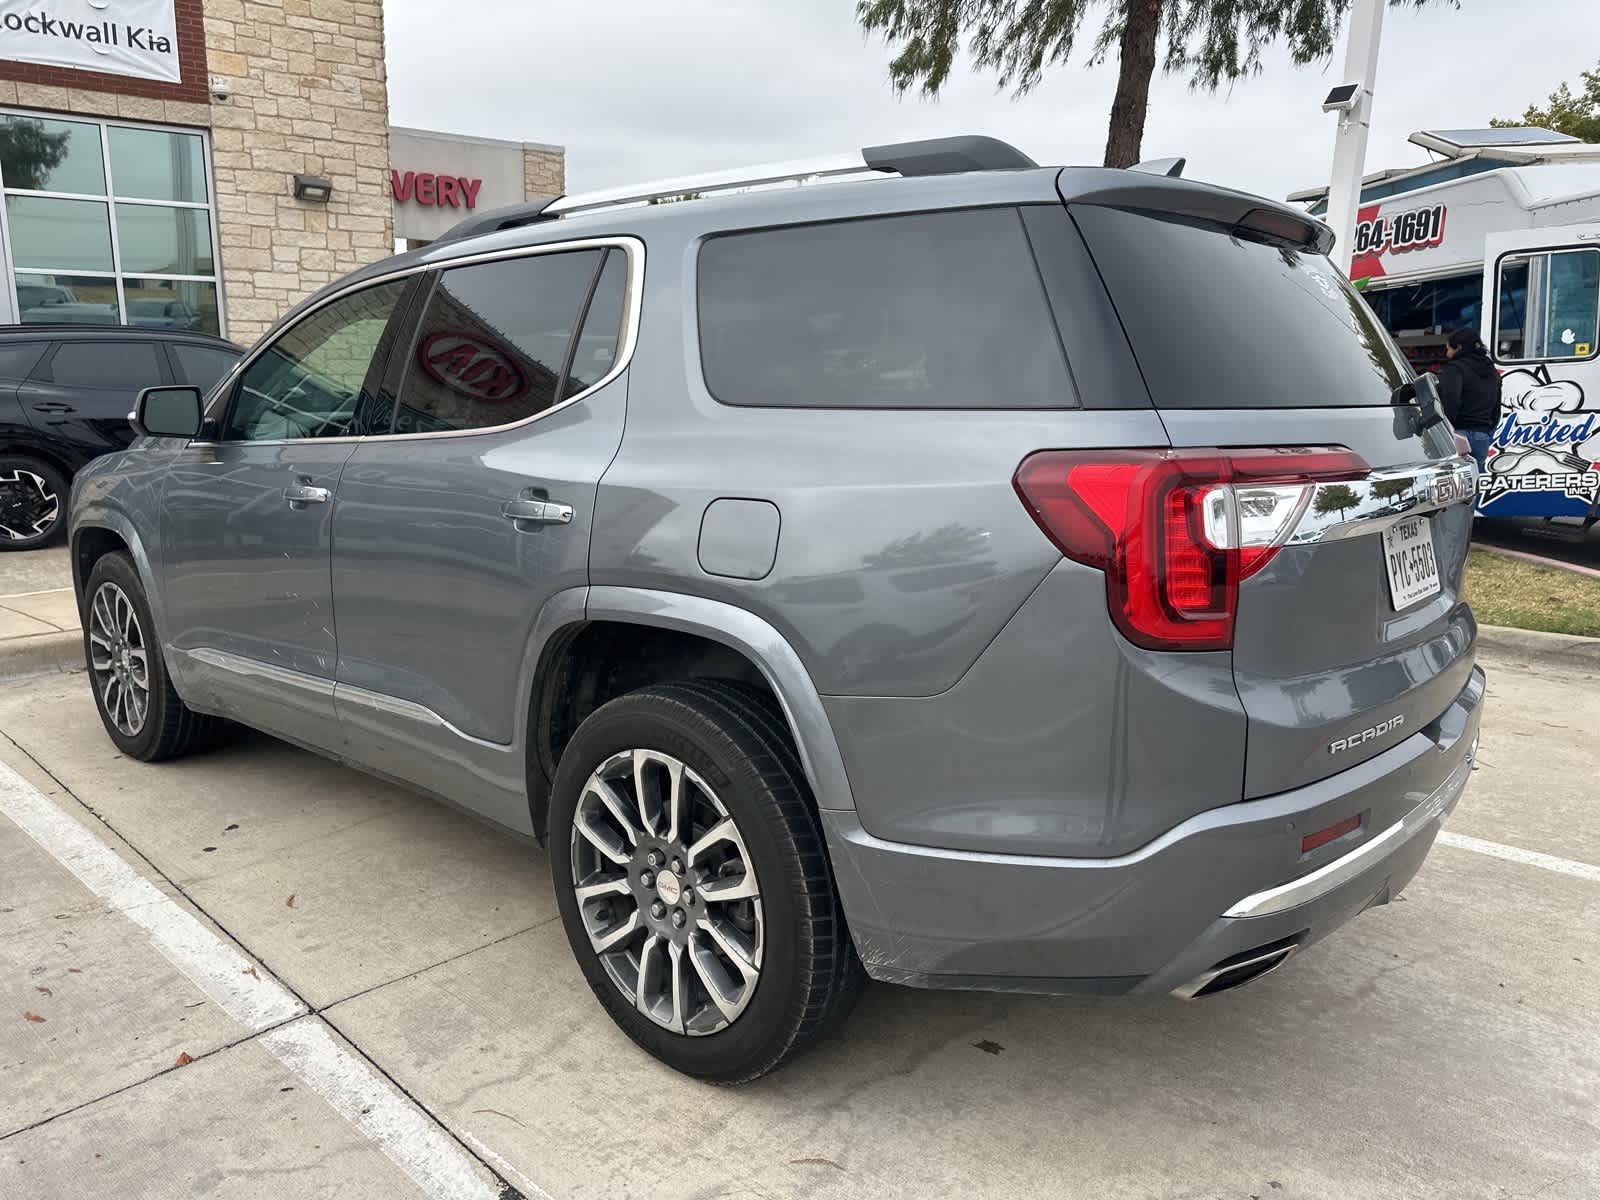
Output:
(698, 207), (1074, 409)
(224, 280), (408, 442)
(394, 248), (610, 435)
(1496, 247), (1600, 361)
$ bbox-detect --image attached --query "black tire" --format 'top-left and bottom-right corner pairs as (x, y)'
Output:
(550, 680), (863, 1083)
(0, 456), (68, 550)
(83, 551), (222, 761)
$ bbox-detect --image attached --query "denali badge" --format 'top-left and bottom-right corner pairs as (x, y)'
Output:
(1329, 714), (1404, 755)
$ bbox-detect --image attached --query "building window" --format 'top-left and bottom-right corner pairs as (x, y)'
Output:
(0, 111), (223, 336)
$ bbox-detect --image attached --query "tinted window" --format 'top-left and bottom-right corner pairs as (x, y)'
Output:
(1073, 205), (1408, 407)
(0, 342), (46, 380)
(225, 280), (407, 441)
(395, 250), (604, 435)
(171, 343), (241, 390)
(49, 341), (163, 388)
(563, 248), (628, 398)
(698, 208), (1073, 409)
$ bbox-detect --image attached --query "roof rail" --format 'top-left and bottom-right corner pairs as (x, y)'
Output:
(435, 135), (1040, 237)
(436, 196), (563, 243)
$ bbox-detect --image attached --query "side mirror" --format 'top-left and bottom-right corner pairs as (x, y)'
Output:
(132, 385), (204, 439)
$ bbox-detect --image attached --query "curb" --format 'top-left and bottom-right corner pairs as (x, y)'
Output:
(1475, 622), (1600, 669)
(0, 630), (83, 680)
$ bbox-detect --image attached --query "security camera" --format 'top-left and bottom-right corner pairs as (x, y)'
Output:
(1322, 83), (1361, 113)
(209, 74), (233, 102)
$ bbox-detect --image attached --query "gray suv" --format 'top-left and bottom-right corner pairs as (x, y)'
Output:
(68, 136), (1484, 1082)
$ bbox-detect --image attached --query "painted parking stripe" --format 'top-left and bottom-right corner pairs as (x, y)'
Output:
(0, 758), (508, 1200)
(1437, 830), (1600, 883)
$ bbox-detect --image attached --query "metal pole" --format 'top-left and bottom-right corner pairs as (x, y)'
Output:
(1325, 0), (1386, 276)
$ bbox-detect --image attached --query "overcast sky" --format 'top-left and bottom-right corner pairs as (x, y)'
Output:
(384, 0), (1596, 203)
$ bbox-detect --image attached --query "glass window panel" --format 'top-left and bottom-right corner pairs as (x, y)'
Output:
(107, 126), (206, 203)
(14, 272), (118, 325)
(6, 197), (113, 271)
(397, 250), (603, 434)
(0, 115), (105, 194)
(170, 342), (242, 390)
(0, 342), (47, 379)
(561, 248), (627, 399)
(50, 341), (163, 388)
(227, 280), (408, 441)
(1495, 259), (1530, 360)
(115, 204), (214, 276)
(1541, 248), (1600, 358)
(123, 277), (222, 337)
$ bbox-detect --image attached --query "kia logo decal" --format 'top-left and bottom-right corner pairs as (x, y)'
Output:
(418, 332), (529, 404)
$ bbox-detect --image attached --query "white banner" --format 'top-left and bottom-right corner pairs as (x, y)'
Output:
(0, 0), (179, 84)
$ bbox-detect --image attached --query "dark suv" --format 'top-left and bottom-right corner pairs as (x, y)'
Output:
(0, 325), (242, 549)
(69, 136), (1482, 1081)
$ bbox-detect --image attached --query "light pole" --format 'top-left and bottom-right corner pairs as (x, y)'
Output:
(1323, 0), (1387, 276)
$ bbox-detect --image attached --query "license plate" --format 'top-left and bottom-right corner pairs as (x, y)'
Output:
(1382, 516), (1441, 610)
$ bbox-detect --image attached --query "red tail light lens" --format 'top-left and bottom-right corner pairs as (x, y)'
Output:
(1012, 447), (1368, 651)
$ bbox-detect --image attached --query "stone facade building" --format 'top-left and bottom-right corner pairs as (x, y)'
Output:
(0, 0), (565, 345)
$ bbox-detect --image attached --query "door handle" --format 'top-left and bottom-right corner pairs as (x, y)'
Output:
(503, 498), (574, 526)
(284, 483), (330, 508)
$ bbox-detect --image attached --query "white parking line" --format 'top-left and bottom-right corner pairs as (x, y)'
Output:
(0, 758), (508, 1200)
(1437, 830), (1600, 883)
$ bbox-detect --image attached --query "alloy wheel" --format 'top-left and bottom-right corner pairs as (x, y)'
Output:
(0, 468), (58, 541)
(570, 748), (764, 1036)
(88, 582), (150, 737)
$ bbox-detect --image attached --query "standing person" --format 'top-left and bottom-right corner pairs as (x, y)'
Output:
(1436, 328), (1501, 472)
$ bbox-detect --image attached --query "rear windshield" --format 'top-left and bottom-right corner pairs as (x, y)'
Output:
(1073, 205), (1409, 408)
(698, 207), (1075, 409)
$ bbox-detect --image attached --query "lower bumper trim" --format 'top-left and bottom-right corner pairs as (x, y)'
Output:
(1222, 734), (1476, 920)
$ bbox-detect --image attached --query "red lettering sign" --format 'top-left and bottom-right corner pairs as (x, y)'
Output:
(418, 332), (528, 404)
(389, 170), (483, 210)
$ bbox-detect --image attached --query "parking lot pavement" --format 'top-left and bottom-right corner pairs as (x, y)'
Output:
(1, 646), (1597, 1200)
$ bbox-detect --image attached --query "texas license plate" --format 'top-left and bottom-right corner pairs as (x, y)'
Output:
(1382, 515), (1441, 610)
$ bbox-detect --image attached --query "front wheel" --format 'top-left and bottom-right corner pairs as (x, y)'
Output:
(549, 681), (864, 1083)
(0, 456), (68, 550)
(83, 551), (221, 761)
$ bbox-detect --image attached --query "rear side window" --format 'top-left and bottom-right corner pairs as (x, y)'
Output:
(395, 248), (607, 435)
(48, 341), (163, 388)
(170, 343), (241, 390)
(1073, 205), (1408, 407)
(698, 208), (1075, 409)
(0, 342), (46, 379)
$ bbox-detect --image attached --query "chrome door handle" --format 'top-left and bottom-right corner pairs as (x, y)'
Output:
(284, 484), (330, 508)
(503, 498), (574, 526)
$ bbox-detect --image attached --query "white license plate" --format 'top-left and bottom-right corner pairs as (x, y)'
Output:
(1382, 516), (1441, 610)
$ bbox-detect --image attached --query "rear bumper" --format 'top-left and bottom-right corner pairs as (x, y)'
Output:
(823, 665), (1484, 993)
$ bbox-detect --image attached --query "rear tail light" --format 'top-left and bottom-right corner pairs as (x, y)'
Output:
(1013, 446), (1368, 651)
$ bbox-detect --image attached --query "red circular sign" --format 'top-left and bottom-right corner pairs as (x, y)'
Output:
(418, 331), (529, 404)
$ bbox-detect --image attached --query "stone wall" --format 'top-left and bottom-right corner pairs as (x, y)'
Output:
(523, 145), (566, 199)
(204, 0), (394, 345)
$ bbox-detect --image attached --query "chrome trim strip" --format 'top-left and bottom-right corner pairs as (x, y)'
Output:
(187, 235), (644, 449)
(334, 682), (508, 750)
(185, 647), (335, 697)
(1286, 456), (1478, 546)
(1223, 735), (1476, 919)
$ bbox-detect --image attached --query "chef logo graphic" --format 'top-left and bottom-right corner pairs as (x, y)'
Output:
(1479, 366), (1600, 506)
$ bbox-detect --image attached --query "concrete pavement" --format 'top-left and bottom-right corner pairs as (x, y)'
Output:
(0, 645), (1597, 1199)
(0, 546), (79, 680)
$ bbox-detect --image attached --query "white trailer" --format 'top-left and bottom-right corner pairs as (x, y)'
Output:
(1293, 129), (1600, 523)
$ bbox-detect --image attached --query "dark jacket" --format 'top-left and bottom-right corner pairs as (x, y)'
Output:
(1437, 348), (1501, 432)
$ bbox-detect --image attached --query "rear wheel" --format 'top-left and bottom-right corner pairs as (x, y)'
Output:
(0, 456), (67, 550)
(550, 680), (863, 1082)
(83, 552), (221, 761)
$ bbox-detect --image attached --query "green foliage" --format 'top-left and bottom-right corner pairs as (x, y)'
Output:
(1491, 59), (1600, 144)
(0, 119), (71, 191)
(1312, 482), (1360, 517)
(856, 0), (1445, 100)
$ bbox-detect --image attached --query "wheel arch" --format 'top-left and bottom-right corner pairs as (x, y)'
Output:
(70, 510), (167, 648)
(524, 586), (856, 838)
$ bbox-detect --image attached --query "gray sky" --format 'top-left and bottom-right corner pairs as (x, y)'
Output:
(384, 0), (1596, 203)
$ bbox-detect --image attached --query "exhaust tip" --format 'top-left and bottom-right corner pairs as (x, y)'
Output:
(1172, 935), (1302, 1000)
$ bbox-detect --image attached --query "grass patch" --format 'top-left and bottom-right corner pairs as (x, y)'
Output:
(1464, 548), (1600, 637)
